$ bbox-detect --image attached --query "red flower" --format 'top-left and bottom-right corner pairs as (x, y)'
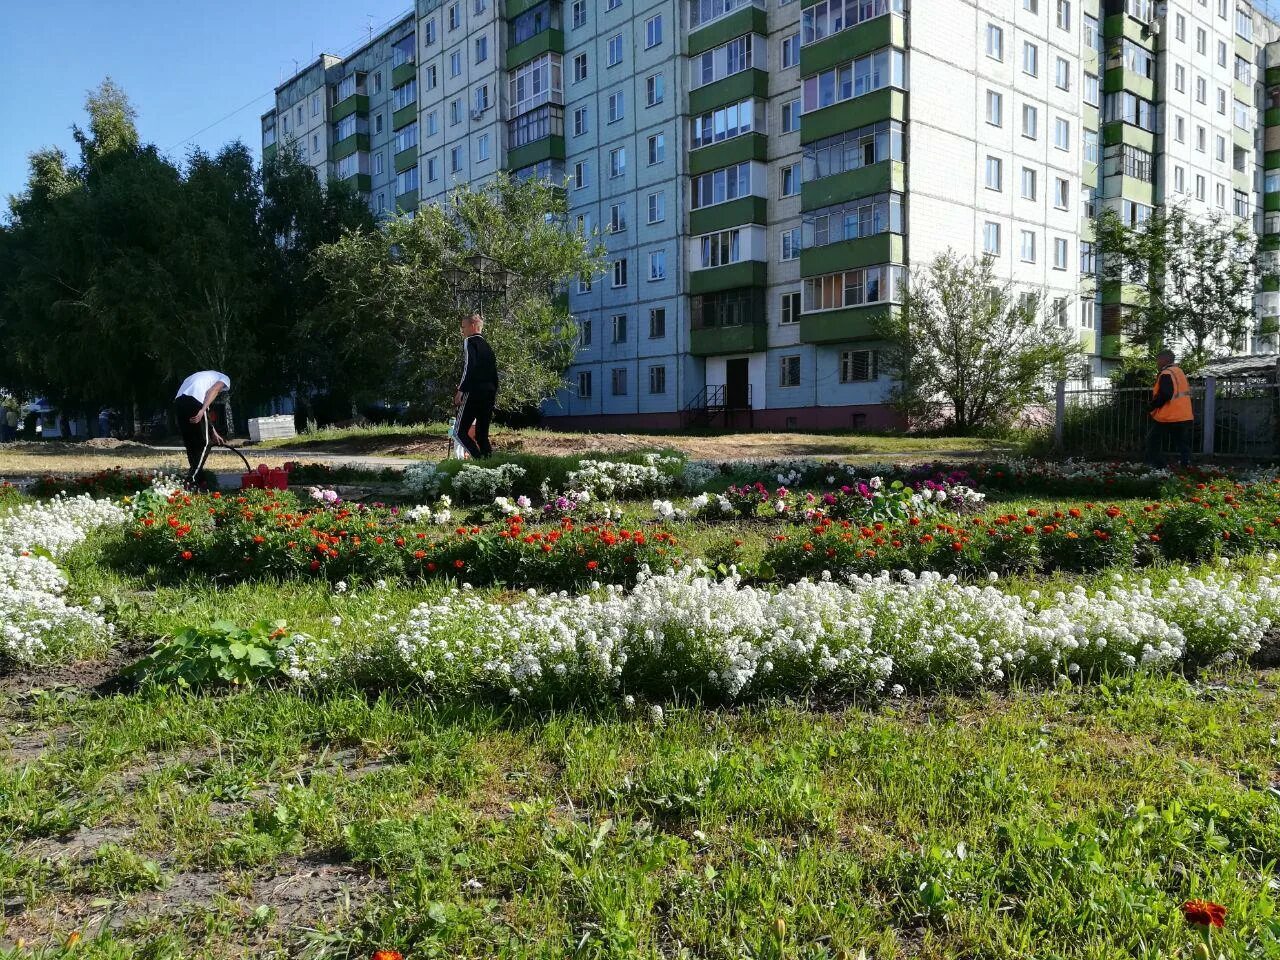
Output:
(454, 559), (465, 569)
(586, 560), (599, 570)
(181, 550), (193, 561)
(372, 952), (405, 960)
(1182, 900), (1226, 928)
(309, 559), (321, 571)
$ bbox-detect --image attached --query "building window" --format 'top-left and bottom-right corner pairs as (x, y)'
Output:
(607, 33), (623, 67)
(475, 35), (487, 63)
(800, 48), (906, 114)
(1080, 241), (1096, 275)
(987, 90), (1003, 127)
(782, 33), (800, 69)
(1055, 57), (1070, 90)
(611, 368), (627, 396)
(1020, 230), (1036, 263)
(451, 51), (461, 77)
(1021, 167), (1037, 201)
(986, 24), (1003, 60)
(611, 314), (627, 343)
(612, 258), (628, 287)
(648, 192), (665, 223)
(647, 133), (665, 164)
(803, 264), (906, 311)
(780, 355), (801, 387)
(608, 92), (624, 122)
(574, 53), (588, 82)
(580, 318), (592, 346)
(1055, 177), (1069, 210)
(781, 163), (800, 197)
(609, 147), (625, 178)
(649, 307), (666, 338)
(477, 133), (490, 161)
(574, 107), (588, 136)
(839, 350), (877, 383)
(448, 3), (460, 30)
(648, 250), (666, 280)
(782, 99), (800, 133)
(578, 371), (592, 397)
(1053, 237), (1068, 270)
(649, 365), (666, 394)
(608, 203), (626, 233)
(1022, 104), (1038, 139)
(645, 14), (662, 48)
(781, 227), (800, 261)
(780, 291), (801, 325)
(572, 0), (586, 28)
(985, 155), (1002, 191)
(1023, 41), (1038, 77)
(647, 74), (664, 106)
(983, 221), (1000, 256)
(1056, 0), (1071, 29)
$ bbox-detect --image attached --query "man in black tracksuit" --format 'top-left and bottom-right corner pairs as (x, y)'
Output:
(454, 313), (499, 459)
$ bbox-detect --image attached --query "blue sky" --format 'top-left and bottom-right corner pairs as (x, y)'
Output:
(1, 0), (410, 203)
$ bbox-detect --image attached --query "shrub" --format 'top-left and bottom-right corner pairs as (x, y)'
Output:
(1155, 504), (1223, 563)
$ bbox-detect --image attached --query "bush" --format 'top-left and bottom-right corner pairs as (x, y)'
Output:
(1155, 504), (1223, 563)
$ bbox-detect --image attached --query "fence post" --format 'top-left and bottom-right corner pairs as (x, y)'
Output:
(1202, 375), (1216, 457)
(1053, 379), (1066, 452)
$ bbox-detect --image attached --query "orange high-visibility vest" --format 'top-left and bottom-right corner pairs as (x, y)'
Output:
(1151, 365), (1194, 423)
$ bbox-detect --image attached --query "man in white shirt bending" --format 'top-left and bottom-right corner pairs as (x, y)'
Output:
(174, 371), (230, 489)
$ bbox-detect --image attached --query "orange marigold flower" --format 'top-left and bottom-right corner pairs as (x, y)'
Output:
(372, 951), (405, 960)
(1182, 900), (1226, 928)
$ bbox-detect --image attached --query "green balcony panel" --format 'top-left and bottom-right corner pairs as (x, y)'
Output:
(332, 133), (369, 161)
(1101, 281), (1144, 306)
(1102, 67), (1154, 102)
(394, 146), (418, 173)
(800, 234), (903, 278)
(1266, 192), (1280, 212)
(1260, 315), (1280, 336)
(687, 5), (768, 57)
(1261, 235), (1280, 251)
(690, 323), (768, 357)
(1101, 333), (1123, 359)
(395, 188), (419, 213)
(1101, 13), (1154, 48)
(1267, 65), (1280, 87)
(801, 159), (904, 210)
(505, 28), (564, 69)
(505, 0), (544, 16)
(799, 304), (891, 345)
(263, 142), (278, 163)
(331, 94), (369, 123)
(1264, 275), (1280, 293)
(689, 132), (769, 175)
(689, 195), (768, 236)
(1267, 106), (1280, 127)
(687, 260), (767, 295)
(800, 88), (905, 144)
(392, 61), (417, 87)
(1118, 176), (1155, 206)
(799, 14), (905, 77)
(506, 135), (565, 172)
(340, 173), (372, 193)
(688, 68), (769, 116)
(1101, 120), (1155, 153)
(1266, 150), (1280, 170)
(392, 102), (418, 130)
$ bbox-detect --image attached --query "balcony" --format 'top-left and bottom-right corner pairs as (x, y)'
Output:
(799, 304), (891, 345)
(690, 322), (767, 356)
(332, 93), (369, 123)
(506, 103), (565, 170)
(391, 34), (416, 86)
(689, 0), (766, 56)
(689, 285), (767, 356)
(688, 260), (767, 295)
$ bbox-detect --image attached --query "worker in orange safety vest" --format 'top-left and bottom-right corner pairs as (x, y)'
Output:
(1146, 348), (1194, 469)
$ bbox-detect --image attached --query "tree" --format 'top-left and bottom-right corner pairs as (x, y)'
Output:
(876, 251), (1082, 434)
(309, 174), (605, 412)
(1095, 205), (1262, 371)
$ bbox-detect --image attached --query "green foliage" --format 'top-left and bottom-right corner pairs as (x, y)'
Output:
(876, 250), (1082, 434)
(309, 173), (606, 411)
(1155, 503), (1225, 563)
(1095, 205), (1262, 368)
(83, 843), (168, 894)
(124, 619), (298, 691)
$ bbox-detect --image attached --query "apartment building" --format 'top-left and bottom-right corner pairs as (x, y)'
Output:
(261, 0), (1280, 430)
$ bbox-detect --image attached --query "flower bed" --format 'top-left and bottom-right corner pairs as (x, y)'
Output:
(28, 467), (174, 499)
(115, 490), (682, 591)
(282, 560), (1277, 707)
(0, 495), (128, 665)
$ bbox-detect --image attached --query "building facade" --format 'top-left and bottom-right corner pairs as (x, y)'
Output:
(261, 0), (1280, 430)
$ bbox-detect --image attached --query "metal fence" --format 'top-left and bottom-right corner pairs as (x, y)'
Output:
(1055, 376), (1280, 460)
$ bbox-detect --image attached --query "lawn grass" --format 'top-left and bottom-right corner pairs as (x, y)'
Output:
(2, 663), (1276, 957)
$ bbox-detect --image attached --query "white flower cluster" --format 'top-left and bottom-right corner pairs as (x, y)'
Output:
(450, 463), (528, 504)
(380, 562), (1278, 705)
(494, 494), (533, 517)
(403, 462), (445, 498)
(566, 453), (681, 500)
(0, 495), (126, 665)
(406, 494), (453, 525)
(654, 492), (736, 521)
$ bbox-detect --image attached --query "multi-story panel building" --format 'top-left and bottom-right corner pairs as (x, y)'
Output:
(261, 1), (1280, 430)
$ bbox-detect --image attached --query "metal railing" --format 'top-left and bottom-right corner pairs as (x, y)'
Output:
(1054, 375), (1280, 459)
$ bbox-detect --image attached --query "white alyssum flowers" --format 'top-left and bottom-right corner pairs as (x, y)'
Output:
(375, 562), (1280, 706)
(566, 454), (681, 500)
(0, 495), (127, 665)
